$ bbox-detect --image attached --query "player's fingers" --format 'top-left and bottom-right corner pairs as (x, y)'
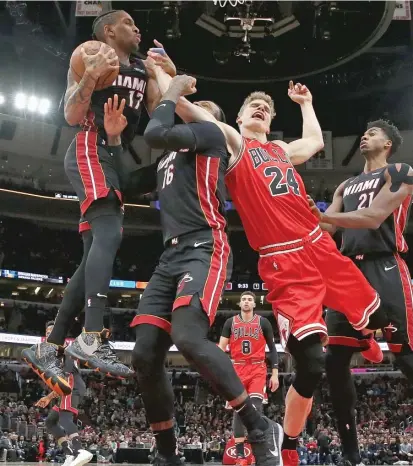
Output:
(289, 80), (294, 90)
(108, 57), (119, 66)
(154, 39), (164, 48)
(108, 97), (113, 112)
(80, 47), (88, 59)
(113, 94), (119, 111)
(118, 98), (126, 115)
(104, 102), (108, 115)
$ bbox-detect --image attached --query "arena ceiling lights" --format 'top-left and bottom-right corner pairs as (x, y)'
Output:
(14, 93), (51, 115)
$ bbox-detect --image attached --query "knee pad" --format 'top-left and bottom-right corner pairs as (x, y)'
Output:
(293, 341), (325, 398)
(45, 410), (59, 429)
(232, 412), (245, 439)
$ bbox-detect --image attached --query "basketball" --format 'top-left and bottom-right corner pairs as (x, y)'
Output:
(70, 40), (119, 91)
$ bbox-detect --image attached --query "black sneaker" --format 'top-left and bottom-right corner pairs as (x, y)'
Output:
(65, 329), (134, 378)
(152, 453), (184, 466)
(247, 417), (283, 466)
(21, 342), (71, 396)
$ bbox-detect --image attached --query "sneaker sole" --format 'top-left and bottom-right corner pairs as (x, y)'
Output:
(70, 451), (93, 466)
(65, 348), (134, 379)
(22, 349), (72, 396)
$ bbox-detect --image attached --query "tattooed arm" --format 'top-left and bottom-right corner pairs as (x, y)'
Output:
(319, 163), (413, 229)
(64, 69), (97, 126)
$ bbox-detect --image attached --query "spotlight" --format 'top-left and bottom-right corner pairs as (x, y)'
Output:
(321, 29), (331, 40)
(27, 96), (39, 112)
(0, 95), (4, 105)
(15, 92), (26, 109)
(38, 98), (51, 115)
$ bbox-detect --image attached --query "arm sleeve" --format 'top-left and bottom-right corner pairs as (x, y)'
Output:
(221, 318), (233, 338)
(261, 318), (279, 369)
(144, 100), (226, 154)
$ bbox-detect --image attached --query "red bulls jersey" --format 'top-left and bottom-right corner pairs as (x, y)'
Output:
(229, 314), (266, 362)
(225, 137), (319, 250)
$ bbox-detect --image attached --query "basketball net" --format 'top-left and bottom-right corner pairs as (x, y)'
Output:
(213, 0), (245, 7)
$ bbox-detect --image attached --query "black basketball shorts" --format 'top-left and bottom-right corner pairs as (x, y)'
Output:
(131, 229), (233, 333)
(326, 253), (413, 353)
(65, 131), (122, 216)
(52, 372), (86, 416)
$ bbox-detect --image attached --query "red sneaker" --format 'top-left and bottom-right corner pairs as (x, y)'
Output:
(361, 335), (383, 363)
(235, 458), (248, 466)
(281, 449), (299, 466)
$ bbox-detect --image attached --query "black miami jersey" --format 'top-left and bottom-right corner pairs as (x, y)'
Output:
(157, 146), (228, 244)
(341, 166), (411, 256)
(82, 58), (147, 144)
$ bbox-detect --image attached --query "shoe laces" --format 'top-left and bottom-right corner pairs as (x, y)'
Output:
(95, 333), (117, 362)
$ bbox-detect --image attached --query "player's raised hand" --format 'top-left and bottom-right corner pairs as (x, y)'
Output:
(81, 43), (119, 80)
(288, 81), (312, 105)
(269, 374), (279, 392)
(148, 39), (177, 77)
(169, 74), (197, 97)
(104, 94), (127, 138)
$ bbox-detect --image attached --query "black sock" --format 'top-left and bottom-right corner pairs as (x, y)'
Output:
(48, 231), (92, 346)
(235, 397), (268, 433)
(71, 436), (82, 454)
(154, 428), (176, 457)
(84, 211), (123, 332)
(236, 442), (245, 458)
(282, 435), (298, 451)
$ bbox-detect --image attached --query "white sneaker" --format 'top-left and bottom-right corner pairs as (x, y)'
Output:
(69, 450), (93, 466)
(63, 455), (75, 466)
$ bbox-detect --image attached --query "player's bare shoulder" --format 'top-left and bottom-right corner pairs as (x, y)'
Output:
(385, 163), (413, 193)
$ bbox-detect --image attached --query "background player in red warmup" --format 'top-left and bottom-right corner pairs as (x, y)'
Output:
(309, 120), (413, 466)
(219, 292), (279, 466)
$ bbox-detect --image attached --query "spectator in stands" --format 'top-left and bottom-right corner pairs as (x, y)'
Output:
(297, 438), (309, 465)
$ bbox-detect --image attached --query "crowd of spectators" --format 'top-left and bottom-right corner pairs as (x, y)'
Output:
(1, 371), (413, 464)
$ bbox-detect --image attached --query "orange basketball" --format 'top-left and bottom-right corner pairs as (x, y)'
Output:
(70, 40), (119, 91)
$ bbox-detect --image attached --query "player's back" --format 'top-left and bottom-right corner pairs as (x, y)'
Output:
(229, 314), (266, 362)
(341, 166), (412, 256)
(225, 137), (319, 250)
(82, 59), (147, 144)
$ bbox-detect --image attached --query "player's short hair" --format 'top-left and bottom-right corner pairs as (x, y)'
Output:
(92, 10), (123, 41)
(215, 104), (226, 123)
(367, 119), (403, 157)
(238, 91), (275, 120)
(240, 291), (256, 300)
(46, 320), (55, 329)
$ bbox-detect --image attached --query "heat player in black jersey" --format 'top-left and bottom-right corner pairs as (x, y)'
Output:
(131, 75), (283, 466)
(310, 120), (413, 466)
(34, 322), (92, 466)
(22, 10), (170, 394)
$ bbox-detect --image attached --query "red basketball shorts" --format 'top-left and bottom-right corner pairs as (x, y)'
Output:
(234, 362), (267, 401)
(258, 227), (380, 348)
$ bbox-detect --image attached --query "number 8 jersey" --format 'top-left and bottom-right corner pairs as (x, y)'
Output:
(225, 137), (319, 250)
(228, 314), (266, 362)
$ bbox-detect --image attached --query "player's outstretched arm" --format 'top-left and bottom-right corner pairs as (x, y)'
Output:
(321, 163), (413, 229)
(314, 181), (346, 235)
(278, 82), (324, 166)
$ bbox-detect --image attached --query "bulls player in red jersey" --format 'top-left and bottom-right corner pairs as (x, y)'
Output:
(147, 52), (385, 466)
(309, 120), (413, 466)
(219, 291), (279, 466)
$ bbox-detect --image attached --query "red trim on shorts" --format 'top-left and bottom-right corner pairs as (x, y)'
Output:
(393, 196), (411, 253)
(52, 405), (60, 413)
(79, 221), (91, 233)
(200, 230), (230, 324)
(328, 336), (369, 349)
(130, 314), (171, 334)
(196, 156), (226, 230)
(352, 293), (381, 330)
(394, 254), (413, 350)
(173, 295), (192, 311)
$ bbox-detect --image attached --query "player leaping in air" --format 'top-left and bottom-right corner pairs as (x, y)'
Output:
(308, 120), (413, 466)
(219, 291), (279, 466)
(147, 45), (384, 466)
